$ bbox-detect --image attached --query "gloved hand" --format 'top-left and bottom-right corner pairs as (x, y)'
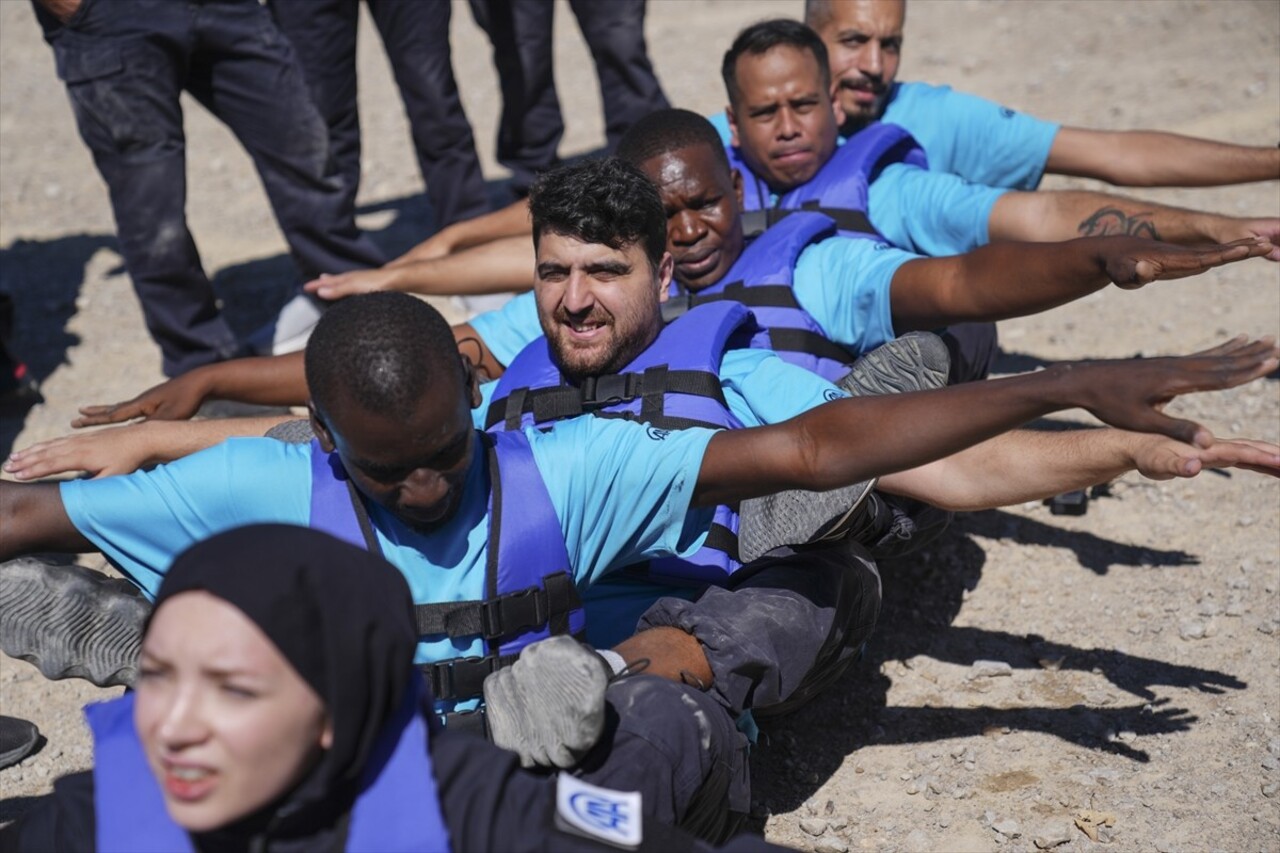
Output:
(483, 635), (611, 768)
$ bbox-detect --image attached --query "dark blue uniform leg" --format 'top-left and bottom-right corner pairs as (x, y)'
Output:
(467, 0), (564, 195)
(36, 0), (240, 377)
(186, 0), (385, 280)
(939, 320), (998, 384)
(575, 675), (749, 844)
(638, 539), (882, 718)
(266, 0), (363, 212)
(567, 0), (669, 151)
(366, 0), (489, 227)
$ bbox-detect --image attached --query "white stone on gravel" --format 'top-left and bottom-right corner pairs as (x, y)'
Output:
(971, 660), (1014, 678)
(1033, 822), (1073, 849)
(814, 840), (848, 853)
(799, 818), (828, 836)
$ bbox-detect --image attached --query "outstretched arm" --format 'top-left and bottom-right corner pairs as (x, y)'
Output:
(692, 337), (1279, 507)
(73, 351), (308, 428)
(304, 235), (536, 301)
(879, 429), (1280, 512)
(988, 190), (1280, 260)
(5, 415), (292, 481)
(1047, 127), (1280, 188)
(889, 234), (1272, 333)
(0, 482), (94, 559)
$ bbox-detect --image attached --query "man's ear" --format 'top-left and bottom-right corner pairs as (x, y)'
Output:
(308, 402), (336, 454)
(656, 252), (674, 302)
(726, 105), (739, 148)
(732, 167), (744, 208)
(829, 89), (846, 130)
(461, 354), (483, 410)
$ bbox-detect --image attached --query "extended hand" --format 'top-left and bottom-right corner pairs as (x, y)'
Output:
(1205, 217), (1280, 262)
(483, 636), (610, 769)
(72, 374), (207, 428)
(5, 424), (159, 480)
(1133, 435), (1280, 480)
(1104, 235), (1275, 289)
(303, 268), (399, 301)
(1068, 336), (1279, 447)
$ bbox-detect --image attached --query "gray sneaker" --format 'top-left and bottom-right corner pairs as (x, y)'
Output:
(265, 417), (316, 444)
(736, 332), (951, 564)
(0, 715), (40, 770)
(0, 558), (151, 688)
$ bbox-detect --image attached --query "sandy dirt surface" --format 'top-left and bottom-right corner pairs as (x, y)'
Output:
(2, 0), (1278, 849)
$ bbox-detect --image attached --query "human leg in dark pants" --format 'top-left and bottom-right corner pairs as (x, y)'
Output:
(574, 674), (750, 843)
(271, 0), (489, 228)
(637, 538), (882, 719)
(939, 320), (998, 384)
(568, 0), (669, 151)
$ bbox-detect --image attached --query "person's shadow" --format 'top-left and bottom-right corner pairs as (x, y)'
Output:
(744, 510), (1244, 822)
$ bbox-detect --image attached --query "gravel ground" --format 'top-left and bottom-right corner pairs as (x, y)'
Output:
(2, 1), (1278, 850)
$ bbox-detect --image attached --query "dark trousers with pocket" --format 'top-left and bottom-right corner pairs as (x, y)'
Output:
(269, 0), (490, 229)
(36, 0), (384, 376)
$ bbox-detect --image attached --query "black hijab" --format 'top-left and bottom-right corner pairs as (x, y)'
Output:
(151, 524), (419, 846)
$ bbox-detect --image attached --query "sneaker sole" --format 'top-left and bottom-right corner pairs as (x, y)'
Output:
(0, 558), (151, 688)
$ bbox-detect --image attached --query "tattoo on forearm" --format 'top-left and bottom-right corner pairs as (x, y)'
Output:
(455, 335), (494, 382)
(1077, 207), (1160, 240)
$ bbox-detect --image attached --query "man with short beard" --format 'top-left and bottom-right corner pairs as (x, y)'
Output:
(806, 0), (1280, 190)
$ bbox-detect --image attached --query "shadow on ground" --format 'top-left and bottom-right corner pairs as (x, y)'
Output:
(747, 511), (1244, 819)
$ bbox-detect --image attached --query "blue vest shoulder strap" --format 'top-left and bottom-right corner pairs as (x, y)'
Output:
(487, 301), (753, 434)
(306, 437), (584, 723)
(87, 679), (451, 852)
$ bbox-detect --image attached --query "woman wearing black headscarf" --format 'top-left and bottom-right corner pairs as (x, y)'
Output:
(1, 525), (786, 853)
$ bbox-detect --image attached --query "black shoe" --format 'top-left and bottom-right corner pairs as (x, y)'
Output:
(0, 715), (40, 770)
(0, 558), (151, 688)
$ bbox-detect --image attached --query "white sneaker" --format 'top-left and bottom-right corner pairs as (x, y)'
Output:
(243, 292), (327, 356)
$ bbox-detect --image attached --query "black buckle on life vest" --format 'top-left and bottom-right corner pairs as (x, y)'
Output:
(424, 654), (502, 701)
(580, 373), (638, 409)
(481, 587), (546, 639)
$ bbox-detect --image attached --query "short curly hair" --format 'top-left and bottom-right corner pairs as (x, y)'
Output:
(616, 108), (730, 173)
(305, 293), (459, 422)
(528, 157), (666, 271)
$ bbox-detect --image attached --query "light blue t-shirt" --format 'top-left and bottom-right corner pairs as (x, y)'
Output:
(881, 82), (1060, 191)
(60, 421), (715, 671)
(470, 235), (910, 373)
(709, 80), (1059, 192)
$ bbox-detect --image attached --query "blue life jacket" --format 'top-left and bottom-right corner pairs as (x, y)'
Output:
(663, 211), (858, 383)
(725, 121), (926, 240)
(487, 302), (754, 586)
(87, 676), (450, 852)
(308, 433), (585, 732)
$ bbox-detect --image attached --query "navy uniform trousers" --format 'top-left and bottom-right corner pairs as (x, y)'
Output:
(34, 0), (385, 376)
(269, 0), (490, 230)
(467, 0), (670, 194)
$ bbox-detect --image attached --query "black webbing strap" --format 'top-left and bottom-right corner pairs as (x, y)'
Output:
(484, 368), (729, 431)
(766, 328), (860, 365)
(741, 204), (876, 238)
(422, 651), (519, 702)
(443, 708), (488, 738)
(345, 478), (383, 557)
(412, 571), (583, 639)
(701, 522), (740, 563)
